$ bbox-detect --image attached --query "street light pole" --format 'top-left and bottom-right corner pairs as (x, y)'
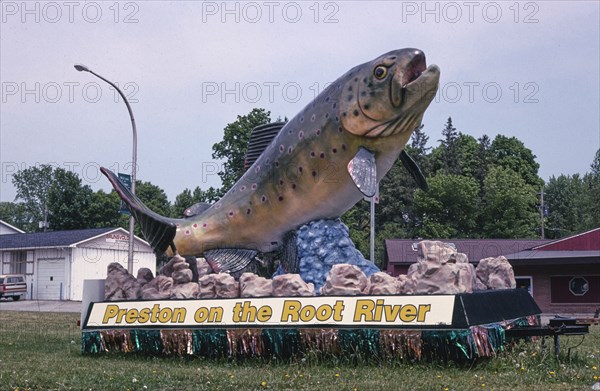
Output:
(74, 64), (137, 274)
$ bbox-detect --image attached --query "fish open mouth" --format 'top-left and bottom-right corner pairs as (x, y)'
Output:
(390, 51), (439, 109)
(403, 52), (427, 87)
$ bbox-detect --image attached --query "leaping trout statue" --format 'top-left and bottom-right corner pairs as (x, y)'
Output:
(101, 48), (440, 273)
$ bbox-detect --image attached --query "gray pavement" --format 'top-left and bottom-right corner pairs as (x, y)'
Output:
(0, 299), (82, 313)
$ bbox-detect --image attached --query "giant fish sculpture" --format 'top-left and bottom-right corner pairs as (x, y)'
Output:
(101, 48), (440, 273)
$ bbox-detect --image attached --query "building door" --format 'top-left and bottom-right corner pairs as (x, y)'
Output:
(36, 258), (65, 300)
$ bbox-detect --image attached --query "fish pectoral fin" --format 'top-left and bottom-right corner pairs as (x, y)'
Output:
(399, 150), (429, 191)
(101, 167), (177, 255)
(183, 202), (212, 218)
(204, 248), (257, 273)
(347, 147), (377, 197)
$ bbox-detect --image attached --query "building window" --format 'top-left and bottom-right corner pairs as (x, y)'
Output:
(550, 276), (600, 304)
(569, 277), (589, 296)
(516, 276), (533, 296)
(1, 251), (33, 275)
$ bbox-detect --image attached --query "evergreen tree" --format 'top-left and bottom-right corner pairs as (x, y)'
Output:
(439, 117), (459, 174)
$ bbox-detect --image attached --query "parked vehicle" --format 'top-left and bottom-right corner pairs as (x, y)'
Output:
(0, 274), (27, 300)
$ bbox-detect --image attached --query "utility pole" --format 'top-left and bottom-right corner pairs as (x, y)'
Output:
(540, 188), (545, 239)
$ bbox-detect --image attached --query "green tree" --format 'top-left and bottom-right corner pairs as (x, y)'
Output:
(474, 135), (492, 187)
(11, 164), (54, 231)
(544, 174), (590, 238)
(85, 190), (126, 229)
(376, 125), (431, 237)
(135, 180), (171, 218)
(430, 119), (480, 179)
(0, 202), (29, 231)
(440, 117), (458, 173)
(171, 186), (221, 218)
(489, 135), (542, 189)
(412, 174), (480, 238)
(211, 108), (271, 193)
(342, 199), (371, 258)
(171, 188), (194, 218)
(481, 166), (539, 238)
(46, 168), (94, 230)
(585, 148), (600, 227)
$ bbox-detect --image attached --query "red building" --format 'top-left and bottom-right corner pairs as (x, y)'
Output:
(385, 228), (600, 316)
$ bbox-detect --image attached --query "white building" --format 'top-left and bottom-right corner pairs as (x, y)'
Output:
(0, 220), (25, 235)
(0, 227), (156, 301)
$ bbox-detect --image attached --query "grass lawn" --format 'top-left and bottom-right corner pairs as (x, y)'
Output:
(0, 311), (598, 391)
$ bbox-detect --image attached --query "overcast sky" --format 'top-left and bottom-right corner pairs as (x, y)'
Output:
(1, 1), (599, 203)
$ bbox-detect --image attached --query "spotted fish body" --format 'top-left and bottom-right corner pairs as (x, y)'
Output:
(102, 48), (440, 269)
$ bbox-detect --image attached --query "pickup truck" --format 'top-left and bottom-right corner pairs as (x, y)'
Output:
(0, 274), (27, 300)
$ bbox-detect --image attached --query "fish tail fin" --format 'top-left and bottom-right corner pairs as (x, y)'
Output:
(101, 167), (177, 255)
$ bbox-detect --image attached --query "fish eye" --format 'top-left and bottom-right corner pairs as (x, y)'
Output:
(373, 65), (388, 80)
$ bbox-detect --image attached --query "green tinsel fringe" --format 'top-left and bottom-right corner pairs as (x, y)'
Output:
(82, 318), (534, 360)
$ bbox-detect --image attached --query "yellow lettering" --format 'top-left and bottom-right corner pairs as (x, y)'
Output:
(195, 307), (209, 322)
(232, 302), (242, 322)
(281, 300), (301, 322)
(399, 305), (417, 322)
(102, 305), (119, 324)
(316, 304), (333, 321)
(138, 308), (150, 323)
(300, 305), (316, 321)
(374, 299), (384, 321)
(173, 308), (187, 323)
(208, 307), (223, 322)
(417, 304), (431, 322)
(257, 306), (272, 322)
(158, 308), (173, 323)
(116, 308), (127, 323)
(125, 309), (138, 324)
(332, 301), (345, 321)
(384, 305), (401, 321)
(353, 300), (375, 322)
(150, 304), (160, 322)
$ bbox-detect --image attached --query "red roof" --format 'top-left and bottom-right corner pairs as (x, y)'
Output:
(385, 239), (550, 267)
(532, 228), (600, 251)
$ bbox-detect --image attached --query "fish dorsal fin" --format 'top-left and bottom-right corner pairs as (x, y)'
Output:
(204, 248), (257, 273)
(347, 147), (377, 197)
(399, 150), (429, 191)
(244, 122), (286, 170)
(183, 202), (212, 218)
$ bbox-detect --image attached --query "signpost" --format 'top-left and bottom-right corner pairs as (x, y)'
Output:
(118, 173), (132, 215)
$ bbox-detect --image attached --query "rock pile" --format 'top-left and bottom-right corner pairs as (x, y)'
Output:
(105, 263), (141, 300)
(320, 264), (370, 295)
(104, 240), (517, 301)
(475, 256), (516, 290)
(404, 240), (477, 294)
(394, 241), (517, 294)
